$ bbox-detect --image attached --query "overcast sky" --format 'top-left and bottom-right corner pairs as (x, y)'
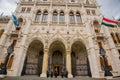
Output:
(0, 0), (120, 20)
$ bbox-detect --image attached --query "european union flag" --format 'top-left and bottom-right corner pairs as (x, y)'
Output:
(12, 14), (19, 27)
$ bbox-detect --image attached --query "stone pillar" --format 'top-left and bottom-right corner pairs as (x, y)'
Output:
(40, 48), (49, 77)
(103, 27), (120, 75)
(9, 19), (31, 76)
(86, 20), (100, 78)
(87, 36), (100, 78)
(66, 50), (73, 78)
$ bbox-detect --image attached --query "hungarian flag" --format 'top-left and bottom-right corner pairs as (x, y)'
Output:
(102, 17), (118, 27)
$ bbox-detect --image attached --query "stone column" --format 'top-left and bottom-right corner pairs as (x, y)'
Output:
(66, 50), (73, 78)
(40, 48), (49, 77)
(86, 20), (100, 78)
(87, 36), (100, 78)
(9, 18), (31, 76)
(103, 27), (120, 75)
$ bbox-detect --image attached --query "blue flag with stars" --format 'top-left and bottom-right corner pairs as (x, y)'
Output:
(12, 14), (19, 27)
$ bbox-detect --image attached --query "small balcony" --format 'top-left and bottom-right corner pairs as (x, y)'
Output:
(94, 33), (105, 41)
(10, 28), (21, 38)
(10, 31), (19, 37)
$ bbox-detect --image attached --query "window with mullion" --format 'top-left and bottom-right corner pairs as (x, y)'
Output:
(76, 12), (81, 23)
(35, 11), (41, 22)
(59, 12), (64, 23)
(52, 11), (58, 22)
(69, 12), (75, 23)
(42, 11), (48, 22)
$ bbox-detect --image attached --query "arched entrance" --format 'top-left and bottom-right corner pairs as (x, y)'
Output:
(71, 41), (91, 76)
(49, 40), (65, 76)
(22, 40), (44, 76)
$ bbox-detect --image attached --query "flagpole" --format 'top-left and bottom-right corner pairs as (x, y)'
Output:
(112, 16), (120, 33)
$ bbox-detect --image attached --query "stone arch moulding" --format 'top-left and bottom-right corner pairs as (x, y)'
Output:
(70, 38), (88, 51)
(48, 37), (67, 51)
(48, 40), (66, 55)
(26, 37), (45, 49)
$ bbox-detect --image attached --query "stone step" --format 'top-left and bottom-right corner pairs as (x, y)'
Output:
(1, 76), (120, 80)
(0, 76), (108, 80)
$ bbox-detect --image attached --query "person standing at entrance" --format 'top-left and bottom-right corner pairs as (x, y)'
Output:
(54, 67), (58, 78)
(51, 69), (53, 78)
(61, 69), (64, 78)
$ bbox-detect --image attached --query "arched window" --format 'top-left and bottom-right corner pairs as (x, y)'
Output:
(0, 29), (4, 38)
(93, 20), (100, 33)
(35, 11), (41, 22)
(69, 12), (75, 23)
(86, 0), (90, 4)
(52, 11), (58, 22)
(7, 55), (14, 69)
(111, 33), (117, 44)
(116, 33), (120, 44)
(18, 18), (23, 26)
(76, 12), (82, 23)
(42, 11), (48, 22)
(59, 11), (64, 23)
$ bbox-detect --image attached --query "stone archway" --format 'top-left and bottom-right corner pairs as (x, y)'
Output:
(22, 40), (44, 76)
(48, 40), (66, 76)
(71, 41), (91, 76)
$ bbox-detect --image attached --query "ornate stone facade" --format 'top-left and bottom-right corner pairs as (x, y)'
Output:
(0, 0), (120, 78)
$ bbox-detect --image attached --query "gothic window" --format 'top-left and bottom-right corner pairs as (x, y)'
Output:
(86, 9), (90, 15)
(118, 49), (120, 59)
(71, 0), (75, 2)
(13, 40), (17, 46)
(98, 42), (102, 48)
(76, 12), (82, 23)
(93, 20), (100, 33)
(43, 0), (47, 1)
(52, 11), (58, 22)
(0, 29), (4, 38)
(92, 10), (96, 15)
(59, 11), (64, 23)
(7, 55), (14, 69)
(69, 12), (75, 23)
(111, 33), (117, 44)
(28, 0), (32, 1)
(26, 7), (31, 13)
(18, 18), (23, 26)
(42, 11), (48, 22)
(21, 7), (26, 13)
(86, 0), (90, 4)
(116, 33), (120, 44)
(35, 11), (41, 22)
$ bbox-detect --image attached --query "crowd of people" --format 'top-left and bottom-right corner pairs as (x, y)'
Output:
(46, 68), (68, 78)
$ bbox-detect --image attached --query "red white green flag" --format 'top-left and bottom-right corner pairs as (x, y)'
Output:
(102, 17), (118, 27)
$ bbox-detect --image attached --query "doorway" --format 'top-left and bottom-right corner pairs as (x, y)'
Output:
(22, 40), (43, 76)
(49, 40), (65, 76)
(52, 50), (63, 75)
(71, 41), (91, 76)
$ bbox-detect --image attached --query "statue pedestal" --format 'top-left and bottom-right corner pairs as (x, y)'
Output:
(68, 74), (73, 78)
(40, 73), (46, 77)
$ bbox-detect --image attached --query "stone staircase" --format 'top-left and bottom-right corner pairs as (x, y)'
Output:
(0, 76), (120, 80)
